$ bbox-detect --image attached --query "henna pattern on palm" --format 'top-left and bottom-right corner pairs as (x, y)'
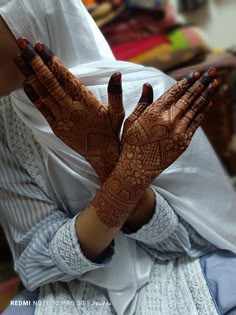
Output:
(91, 70), (219, 227)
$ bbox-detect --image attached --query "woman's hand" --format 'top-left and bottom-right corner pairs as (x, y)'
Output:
(91, 69), (219, 228)
(120, 69), (218, 186)
(15, 38), (126, 182)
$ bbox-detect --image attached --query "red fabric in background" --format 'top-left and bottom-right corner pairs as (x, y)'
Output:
(111, 34), (170, 60)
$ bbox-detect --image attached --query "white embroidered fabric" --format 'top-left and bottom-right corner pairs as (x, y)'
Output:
(35, 258), (218, 315)
(1, 99), (218, 315)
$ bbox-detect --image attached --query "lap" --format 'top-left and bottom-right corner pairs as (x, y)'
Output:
(3, 251), (236, 315)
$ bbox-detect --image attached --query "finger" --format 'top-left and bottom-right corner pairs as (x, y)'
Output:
(134, 83), (154, 116)
(107, 72), (125, 134)
(189, 101), (215, 134)
(175, 79), (218, 134)
(123, 83), (153, 138)
(23, 84), (55, 125)
(15, 55), (46, 96)
(185, 79), (218, 122)
(15, 55), (63, 117)
(35, 42), (101, 109)
(174, 78), (218, 124)
(179, 68), (216, 108)
(151, 71), (201, 112)
(15, 55), (62, 114)
(17, 38), (71, 107)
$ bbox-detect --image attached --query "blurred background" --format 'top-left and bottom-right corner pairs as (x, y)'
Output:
(170, 0), (236, 50)
(1, 0), (236, 313)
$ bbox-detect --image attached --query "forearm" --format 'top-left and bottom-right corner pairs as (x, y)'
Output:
(75, 203), (120, 262)
(75, 164), (152, 261)
(123, 187), (155, 233)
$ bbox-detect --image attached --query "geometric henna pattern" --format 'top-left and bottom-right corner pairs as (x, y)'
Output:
(16, 39), (124, 183)
(15, 38), (218, 228)
(91, 70), (219, 227)
(14, 39), (155, 229)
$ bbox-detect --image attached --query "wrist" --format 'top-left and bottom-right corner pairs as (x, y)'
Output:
(123, 187), (155, 233)
(90, 161), (145, 228)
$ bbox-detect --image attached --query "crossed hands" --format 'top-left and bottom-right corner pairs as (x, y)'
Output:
(15, 38), (218, 227)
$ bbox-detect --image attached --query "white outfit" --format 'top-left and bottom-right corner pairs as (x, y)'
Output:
(0, 0), (235, 314)
(0, 96), (216, 315)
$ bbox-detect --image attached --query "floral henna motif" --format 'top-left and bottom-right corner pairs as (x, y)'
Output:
(91, 70), (218, 228)
(16, 39), (218, 229)
(16, 39), (125, 182)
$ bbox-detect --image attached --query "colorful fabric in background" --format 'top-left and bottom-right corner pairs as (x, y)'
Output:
(112, 26), (209, 72)
(88, 2), (210, 72)
(82, 0), (97, 9)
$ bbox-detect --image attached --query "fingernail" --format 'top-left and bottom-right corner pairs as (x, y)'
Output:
(211, 79), (219, 88)
(141, 83), (153, 104)
(142, 83), (150, 94)
(111, 72), (122, 85)
(108, 72), (122, 95)
(35, 43), (44, 53)
(201, 69), (216, 85)
(209, 68), (217, 77)
(186, 71), (200, 83)
(193, 71), (200, 79)
(17, 38), (28, 49)
(14, 56), (24, 66)
(35, 43), (54, 63)
(142, 83), (153, 97)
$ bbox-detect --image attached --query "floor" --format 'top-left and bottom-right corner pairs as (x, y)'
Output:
(169, 0), (236, 50)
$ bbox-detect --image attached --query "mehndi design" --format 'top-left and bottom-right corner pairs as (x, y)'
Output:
(15, 39), (155, 186)
(91, 70), (219, 227)
(16, 39), (125, 182)
(15, 38), (218, 228)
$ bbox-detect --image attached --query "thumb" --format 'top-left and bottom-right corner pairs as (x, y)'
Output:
(108, 72), (125, 135)
(122, 83), (153, 139)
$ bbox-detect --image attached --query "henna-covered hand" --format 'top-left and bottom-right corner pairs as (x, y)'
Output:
(15, 38), (126, 182)
(15, 38), (155, 183)
(91, 69), (219, 227)
(15, 38), (154, 184)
